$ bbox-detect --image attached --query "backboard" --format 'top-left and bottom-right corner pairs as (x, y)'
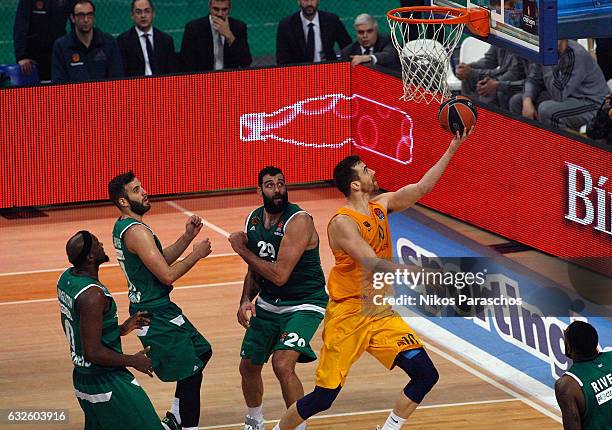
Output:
(431, 0), (612, 65)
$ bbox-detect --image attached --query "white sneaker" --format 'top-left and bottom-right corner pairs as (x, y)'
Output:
(244, 415), (265, 430)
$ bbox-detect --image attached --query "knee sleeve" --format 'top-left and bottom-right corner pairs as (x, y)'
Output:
(394, 349), (439, 404)
(296, 386), (342, 420)
(175, 370), (203, 427)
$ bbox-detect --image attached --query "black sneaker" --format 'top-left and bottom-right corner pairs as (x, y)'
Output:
(161, 411), (181, 430)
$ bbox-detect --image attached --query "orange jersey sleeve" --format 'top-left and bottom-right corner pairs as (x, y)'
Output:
(327, 201), (392, 302)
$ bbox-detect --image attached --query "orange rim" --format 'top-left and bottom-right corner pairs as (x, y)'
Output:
(387, 6), (470, 25)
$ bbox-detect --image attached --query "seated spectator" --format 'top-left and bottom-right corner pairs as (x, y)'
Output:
(586, 94), (612, 145)
(13, 0), (72, 81)
(509, 40), (609, 130)
(51, 0), (123, 83)
(276, 0), (351, 65)
(117, 0), (178, 77)
(455, 46), (525, 110)
(341, 13), (398, 69)
(180, 0), (251, 72)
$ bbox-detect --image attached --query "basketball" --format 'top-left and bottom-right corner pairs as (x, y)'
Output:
(438, 96), (478, 135)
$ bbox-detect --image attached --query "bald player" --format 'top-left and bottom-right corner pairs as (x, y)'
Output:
(556, 321), (611, 430)
(274, 128), (472, 430)
(57, 230), (163, 429)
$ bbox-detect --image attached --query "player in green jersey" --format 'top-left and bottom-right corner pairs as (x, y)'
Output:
(58, 230), (162, 429)
(108, 171), (213, 430)
(228, 166), (328, 430)
(556, 321), (612, 430)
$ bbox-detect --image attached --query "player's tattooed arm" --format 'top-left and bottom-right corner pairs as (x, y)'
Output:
(555, 375), (584, 430)
(229, 213), (314, 286)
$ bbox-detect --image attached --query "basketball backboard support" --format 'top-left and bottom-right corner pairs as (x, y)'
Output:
(431, 0), (612, 65)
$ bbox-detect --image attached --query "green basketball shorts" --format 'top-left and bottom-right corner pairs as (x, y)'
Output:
(131, 301), (212, 382)
(73, 368), (162, 430)
(240, 306), (324, 365)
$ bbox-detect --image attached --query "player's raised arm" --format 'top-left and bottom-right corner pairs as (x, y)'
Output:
(124, 224), (211, 285)
(162, 215), (204, 264)
(229, 212), (313, 286)
(555, 375), (583, 430)
(374, 128), (473, 214)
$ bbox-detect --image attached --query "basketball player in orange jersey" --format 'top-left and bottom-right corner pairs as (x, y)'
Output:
(274, 128), (473, 430)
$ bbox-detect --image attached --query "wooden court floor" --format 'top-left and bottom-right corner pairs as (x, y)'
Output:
(0, 187), (563, 429)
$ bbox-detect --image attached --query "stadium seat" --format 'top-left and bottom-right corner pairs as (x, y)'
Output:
(459, 37), (491, 65)
(0, 63), (40, 87)
(577, 38), (596, 52)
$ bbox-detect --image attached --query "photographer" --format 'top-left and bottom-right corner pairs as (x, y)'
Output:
(586, 94), (612, 145)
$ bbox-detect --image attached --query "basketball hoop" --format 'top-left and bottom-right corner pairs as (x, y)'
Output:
(387, 6), (490, 104)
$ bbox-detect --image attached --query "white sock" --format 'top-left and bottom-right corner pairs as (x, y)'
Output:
(247, 405), (264, 421)
(170, 397), (181, 424)
(295, 423), (307, 430)
(272, 424), (281, 430)
(381, 412), (406, 430)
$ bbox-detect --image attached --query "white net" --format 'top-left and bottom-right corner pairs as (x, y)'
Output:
(388, 9), (466, 104)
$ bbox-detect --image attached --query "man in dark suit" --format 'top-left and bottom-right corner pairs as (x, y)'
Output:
(276, 0), (351, 65)
(341, 13), (398, 69)
(180, 0), (252, 72)
(117, 0), (178, 77)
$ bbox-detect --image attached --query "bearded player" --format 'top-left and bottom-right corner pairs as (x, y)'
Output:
(275, 129), (472, 429)
(228, 166), (328, 430)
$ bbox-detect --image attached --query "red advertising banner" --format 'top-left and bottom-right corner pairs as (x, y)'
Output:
(3, 63), (611, 269)
(352, 67), (612, 265)
(0, 63), (351, 208)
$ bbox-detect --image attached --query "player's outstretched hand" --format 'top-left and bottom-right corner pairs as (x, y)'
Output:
(120, 311), (150, 336)
(185, 215), (203, 239)
(132, 346), (154, 377)
(228, 232), (248, 254)
(237, 301), (257, 329)
(194, 238), (212, 259)
(449, 126), (474, 152)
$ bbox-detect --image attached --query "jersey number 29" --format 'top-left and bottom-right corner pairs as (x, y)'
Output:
(257, 241), (276, 260)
